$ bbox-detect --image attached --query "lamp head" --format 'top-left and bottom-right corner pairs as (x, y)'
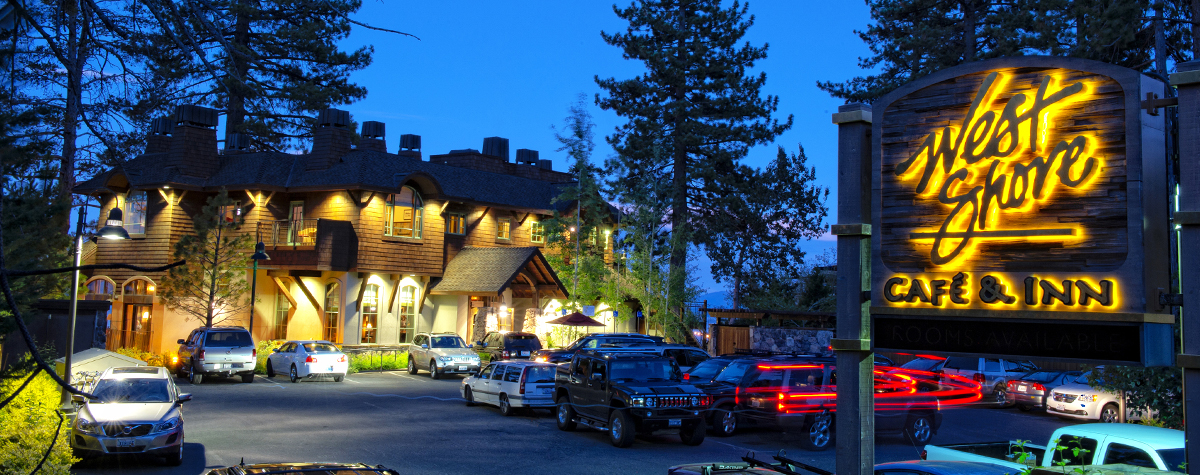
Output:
(97, 208), (130, 240)
(251, 241), (270, 260)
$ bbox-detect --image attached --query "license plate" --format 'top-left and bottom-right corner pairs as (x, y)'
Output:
(539, 388), (552, 394)
(1018, 385), (1027, 392)
(668, 419), (682, 427)
(213, 363), (225, 369)
(521, 351), (529, 356)
(458, 365), (468, 371)
(231, 363), (243, 369)
(117, 438), (135, 447)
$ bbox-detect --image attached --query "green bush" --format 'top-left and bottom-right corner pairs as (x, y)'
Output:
(0, 357), (78, 475)
(347, 351), (407, 374)
(112, 347), (177, 369)
(254, 340), (286, 374)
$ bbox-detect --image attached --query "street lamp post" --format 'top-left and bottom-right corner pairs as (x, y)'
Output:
(248, 242), (270, 337)
(63, 207), (129, 405)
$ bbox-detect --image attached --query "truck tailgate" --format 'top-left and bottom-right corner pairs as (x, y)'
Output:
(205, 346), (255, 365)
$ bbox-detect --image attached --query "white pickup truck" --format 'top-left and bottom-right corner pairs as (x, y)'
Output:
(924, 423), (1185, 472)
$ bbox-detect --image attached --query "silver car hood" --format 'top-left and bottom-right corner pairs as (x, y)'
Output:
(431, 348), (477, 358)
(83, 402), (176, 423)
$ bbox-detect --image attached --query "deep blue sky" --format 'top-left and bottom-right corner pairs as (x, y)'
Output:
(338, 1), (875, 295)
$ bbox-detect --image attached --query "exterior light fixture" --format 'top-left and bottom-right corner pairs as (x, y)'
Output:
(163, 185), (171, 189)
(248, 241), (270, 336)
(97, 208), (131, 240)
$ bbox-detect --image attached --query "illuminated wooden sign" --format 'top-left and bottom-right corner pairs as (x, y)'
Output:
(867, 57), (1172, 365)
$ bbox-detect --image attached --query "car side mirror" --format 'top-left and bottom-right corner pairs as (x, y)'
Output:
(476, 341), (485, 347)
(177, 339), (185, 345)
(590, 373), (604, 382)
(467, 344), (474, 349)
(176, 393), (193, 404)
(272, 348), (279, 353)
(420, 344), (429, 350)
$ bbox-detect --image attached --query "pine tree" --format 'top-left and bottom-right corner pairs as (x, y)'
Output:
(160, 190), (253, 328)
(597, 0), (792, 306)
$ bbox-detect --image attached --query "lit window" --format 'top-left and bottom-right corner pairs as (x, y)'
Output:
(531, 222), (544, 243)
(324, 283), (340, 343)
(274, 292), (290, 340)
(87, 279), (114, 296)
(589, 228), (598, 246)
(385, 186), (423, 238)
(361, 284), (379, 343)
(398, 285), (417, 344)
(219, 201), (242, 223)
(124, 191), (147, 234)
(497, 218), (511, 240)
(446, 213), (465, 235)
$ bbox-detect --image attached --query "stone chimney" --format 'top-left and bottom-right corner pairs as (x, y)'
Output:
(167, 105), (219, 178)
(224, 133), (251, 154)
(358, 121), (387, 153)
(145, 117), (174, 155)
(308, 108), (352, 171)
(397, 134), (421, 160)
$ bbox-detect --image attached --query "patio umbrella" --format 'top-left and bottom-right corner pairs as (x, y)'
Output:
(546, 312), (604, 327)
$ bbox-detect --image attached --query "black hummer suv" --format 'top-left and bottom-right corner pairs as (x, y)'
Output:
(554, 350), (710, 447)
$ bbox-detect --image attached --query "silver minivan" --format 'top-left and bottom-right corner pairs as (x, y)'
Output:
(939, 356), (1038, 404)
(70, 366), (192, 465)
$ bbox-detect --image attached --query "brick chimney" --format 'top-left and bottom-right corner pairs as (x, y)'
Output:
(358, 121), (387, 153)
(145, 116), (173, 155)
(308, 108), (352, 171)
(167, 105), (219, 178)
(397, 134), (421, 160)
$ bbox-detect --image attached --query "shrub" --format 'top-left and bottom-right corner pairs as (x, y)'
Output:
(112, 347), (176, 369)
(347, 350), (407, 374)
(254, 340), (286, 374)
(0, 357), (78, 475)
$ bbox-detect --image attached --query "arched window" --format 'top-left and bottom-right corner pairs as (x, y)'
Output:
(123, 278), (155, 296)
(361, 284), (379, 343)
(398, 285), (417, 344)
(86, 278), (115, 298)
(324, 283), (341, 343)
(385, 186), (423, 238)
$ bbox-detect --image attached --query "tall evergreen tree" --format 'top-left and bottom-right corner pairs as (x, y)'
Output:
(597, 0), (791, 305)
(160, 190), (252, 328)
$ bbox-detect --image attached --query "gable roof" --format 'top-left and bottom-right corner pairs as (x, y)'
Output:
(430, 247), (567, 298)
(74, 149), (577, 213)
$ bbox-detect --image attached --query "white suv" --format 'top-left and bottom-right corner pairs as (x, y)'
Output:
(407, 332), (481, 379)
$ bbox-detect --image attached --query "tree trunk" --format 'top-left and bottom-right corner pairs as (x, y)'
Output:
(61, 1), (81, 215)
(224, 3), (253, 145)
(962, 0), (976, 62)
(205, 223), (221, 327)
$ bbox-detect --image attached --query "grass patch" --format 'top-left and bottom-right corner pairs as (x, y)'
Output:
(347, 351), (408, 374)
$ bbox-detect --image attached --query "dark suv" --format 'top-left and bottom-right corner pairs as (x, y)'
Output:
(554, 349), (710, 447)
(693, 357), (942, 450)
(532, 332), (663, 364)
(477, 331), (543, 361)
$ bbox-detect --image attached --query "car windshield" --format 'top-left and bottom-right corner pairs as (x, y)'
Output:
(1158, 449), (1185, 471)
(611, 359), (680, 382)
(92, 378), (171, 403)
(525, 366), (556, 383)
(715, 360), (754, 384)
(899, 358), (943, 371)
(686, 359), (732, 382)
(431, 336), (466, 348)
(205, 331), (252, 347)
(1073, 371), (1102, 385)
(303, 343), (339, 353)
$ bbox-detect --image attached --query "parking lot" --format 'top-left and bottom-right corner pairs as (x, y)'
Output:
(74, 370), (1077, 475)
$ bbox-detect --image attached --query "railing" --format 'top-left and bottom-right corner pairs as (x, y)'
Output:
(257, 219), (318, 246)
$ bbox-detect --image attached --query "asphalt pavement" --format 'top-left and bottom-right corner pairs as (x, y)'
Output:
(71, 371), (1077, 475)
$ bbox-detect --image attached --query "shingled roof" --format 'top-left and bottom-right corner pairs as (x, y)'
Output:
(74, 149), (577, 213)
(430, 247), (567, 298)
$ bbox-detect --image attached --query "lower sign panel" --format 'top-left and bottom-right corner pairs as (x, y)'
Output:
(874, 315), (1144, 363)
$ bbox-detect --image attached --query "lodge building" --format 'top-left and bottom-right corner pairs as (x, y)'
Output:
(74, 105), (632, 353)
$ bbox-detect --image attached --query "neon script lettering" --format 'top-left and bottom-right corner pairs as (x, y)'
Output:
(895, 72), (1100, 266)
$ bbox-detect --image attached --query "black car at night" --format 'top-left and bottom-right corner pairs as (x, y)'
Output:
(530, 332), (662, 364)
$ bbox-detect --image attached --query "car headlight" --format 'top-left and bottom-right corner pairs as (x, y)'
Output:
(74, 414), (101, 435)
(438, 355), (448, 363)
(690, 396), (699, 406)
(154, 417), (182, 433)
(631, 397), (645, 407)
(1077, 395), (1095, 402)
(646, 397), (658, 408)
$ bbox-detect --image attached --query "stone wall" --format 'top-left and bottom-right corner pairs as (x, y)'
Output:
(749, 327), (833, 354)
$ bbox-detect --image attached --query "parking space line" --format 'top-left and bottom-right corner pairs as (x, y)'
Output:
(342, 378), (361, 384)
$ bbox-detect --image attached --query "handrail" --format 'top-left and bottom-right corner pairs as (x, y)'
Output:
(257, 218), (318, 247)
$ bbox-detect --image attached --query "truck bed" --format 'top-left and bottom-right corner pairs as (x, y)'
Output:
(924, 441), (1045, 471)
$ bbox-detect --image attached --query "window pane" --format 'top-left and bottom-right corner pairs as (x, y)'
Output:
(361, 284), (378, 343)
(447, 214), (465, 235)
(1103, 443), (1157, 468)
(124, 191), (147, 234)
(1051, 436), (1097, 465)
(398, 285), (416, 344)
(531, 222), (544, 243)
(275, 293), (290, 340)
(324, 284), (340, 343)
(497, 219), (511, 239)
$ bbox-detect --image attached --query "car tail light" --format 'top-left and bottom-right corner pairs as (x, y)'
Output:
(973, 373), (985, 383)
(1032, 383), (1045, 391)
(252, 349), (257, 358)
(921, 449), (927, 460)
(1007, 380), (1016, 389)
(197, 349), (205, 361)
(735, 386), (741, 405)
(519, 368), (527, 395)
(306, 355), (317, 363)
(502, 350), (510, 359)
(683, 373), (690, 381)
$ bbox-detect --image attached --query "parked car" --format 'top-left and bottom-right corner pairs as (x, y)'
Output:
(1003, 370), (1082, 411)
(203, 462), (400, 475)
(265, 340), (348, 383)
(683, 355), (757, 384)
(461, 360), (557, 415)
(71, 366), (192, 465)
(606, 342), (713, 372)
(476, 331), (543, 361)
(900, 356), (1036, 404)
(1046, 371), (1136, 422)
(555, 349), (710, 447)
(531, 332), (663, 364)
(176, 326), (257, 384)
(924, 423), (1185, 472)
(407, 332), (482, 379)
(692, 356), (944, 449)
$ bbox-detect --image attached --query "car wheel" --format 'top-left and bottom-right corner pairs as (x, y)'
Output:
(334, 374), (344, 383)
(429, 360), (441, 380)
(556, 395), (577, 431)
(464, 387), (476, 406)
(189, 367), (203, 385)
(266, 361), (275, 378)
(289, 365), (299, 383)
(162, 438), (183, 466)
(407, 356), (418, 375)
(799, 413), (834, 451)
(1100, 403), (1120, 423)
(994, 385), (1009, 407)
(609, 409), (634, 448)
(905, 414), (934, 445)
(1018, 404), (1033, 412)
(499, 394), (514, 416)
(681, 419), (706, 446)
(241, 373), (254, 383)
(712, 405), (738, 437)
